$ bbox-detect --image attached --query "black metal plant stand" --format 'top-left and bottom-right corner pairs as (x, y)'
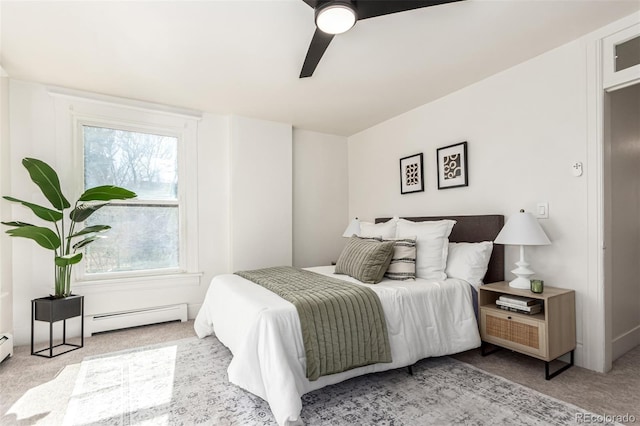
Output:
(31, 295), (84, 358)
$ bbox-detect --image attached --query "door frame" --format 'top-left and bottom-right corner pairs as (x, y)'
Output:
(586, 15), (640, 373)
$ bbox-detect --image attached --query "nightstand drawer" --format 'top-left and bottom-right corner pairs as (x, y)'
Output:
(480, 308), (547, 359)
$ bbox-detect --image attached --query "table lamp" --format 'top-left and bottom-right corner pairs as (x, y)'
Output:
(494, 209), (551, 289)
(342, 217), (360, 237)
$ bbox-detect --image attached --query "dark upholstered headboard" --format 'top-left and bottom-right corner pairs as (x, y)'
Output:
(375, 215), (504, 284)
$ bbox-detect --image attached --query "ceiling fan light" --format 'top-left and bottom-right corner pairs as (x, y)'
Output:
(315, 2), (357, 35)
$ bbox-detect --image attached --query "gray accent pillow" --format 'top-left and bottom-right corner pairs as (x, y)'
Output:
(335, 237), (395, 284)
(383, 237), (417, 280)
(357, 236), (417, 281)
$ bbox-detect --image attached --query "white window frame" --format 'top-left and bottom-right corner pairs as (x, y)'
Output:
(49, 88), (201, 289)
(76, 118), (186, 279)
(603, 22), (640, 91)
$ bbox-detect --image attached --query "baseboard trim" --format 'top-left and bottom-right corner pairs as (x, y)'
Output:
(187, 303), (202, 320)
(612, 325), (640, 361)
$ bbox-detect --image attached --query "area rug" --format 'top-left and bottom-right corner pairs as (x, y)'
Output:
(63, 336), (611, 426)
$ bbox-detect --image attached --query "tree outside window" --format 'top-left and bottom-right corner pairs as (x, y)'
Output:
(82, 125), (180, 274)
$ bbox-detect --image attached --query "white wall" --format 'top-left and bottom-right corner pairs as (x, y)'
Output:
(293, 129), (348, 268)
(609, 83), (640, 360)
(197, 113), (231, 296)
(229, 116), (292, 271)
(349, 34), (591, 364)
(8, 81), (57, 345)
(0, 68), (12, 338)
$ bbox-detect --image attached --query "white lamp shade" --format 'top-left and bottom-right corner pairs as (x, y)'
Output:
(494, 211), (551, 246)
(342, 218), (360, 237)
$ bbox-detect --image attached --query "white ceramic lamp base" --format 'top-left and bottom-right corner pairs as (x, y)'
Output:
(509, 276), (532, 289)
(508, 245), (535, 289)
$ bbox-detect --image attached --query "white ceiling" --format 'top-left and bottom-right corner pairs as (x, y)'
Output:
(2, 0), (639, 136)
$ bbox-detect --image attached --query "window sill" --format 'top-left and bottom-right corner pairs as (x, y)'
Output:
(74, 272), (202, 294)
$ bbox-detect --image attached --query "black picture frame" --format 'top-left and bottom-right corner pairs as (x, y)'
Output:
(437, 141), (468, 190)
(399, 153), (424, 194)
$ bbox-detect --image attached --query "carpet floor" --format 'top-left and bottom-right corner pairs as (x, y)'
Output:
(0, 321), (640, 426)
(2, 334), (621, 426)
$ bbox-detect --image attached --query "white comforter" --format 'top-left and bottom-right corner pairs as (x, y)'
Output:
(194, 266), (481, 425)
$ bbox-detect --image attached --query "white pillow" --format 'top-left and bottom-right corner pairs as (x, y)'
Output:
(359, 217), (398, 239)
(445, 241), (493, 289)
(395, 219), (456, 280)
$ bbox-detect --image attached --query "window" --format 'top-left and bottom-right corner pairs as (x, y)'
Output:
(614, 35), (640, 72)
(49, 87), (200, 291)
(82, 125), (181, 275)
(603, 23), (640, 91)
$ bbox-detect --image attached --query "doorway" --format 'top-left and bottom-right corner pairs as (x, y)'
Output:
(604, 82), (640, 364)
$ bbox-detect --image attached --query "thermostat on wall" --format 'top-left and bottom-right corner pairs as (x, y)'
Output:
(572, 162), (583, 177)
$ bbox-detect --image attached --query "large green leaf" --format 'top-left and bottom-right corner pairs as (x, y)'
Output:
(5, 225), (61, 250)
(72, 235), (103, 250)
(69, 201), (109, 222)
(55, 253), (83, 267)
(3, 196), (63, 222)
(22, 158), (70, 210)
(69, 225), (111, 238)
(1, 221), (34, 228)
(79, 186), (137, 202)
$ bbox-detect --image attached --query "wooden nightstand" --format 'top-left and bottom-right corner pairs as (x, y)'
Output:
(479, 281), (576, 380)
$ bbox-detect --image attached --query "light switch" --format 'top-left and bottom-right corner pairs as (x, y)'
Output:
(537, 202), (549, 219)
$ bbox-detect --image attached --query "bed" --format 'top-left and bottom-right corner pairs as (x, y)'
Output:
(194, 215), (504, 425)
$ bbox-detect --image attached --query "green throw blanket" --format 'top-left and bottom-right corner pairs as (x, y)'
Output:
(235, 266), (392, 381)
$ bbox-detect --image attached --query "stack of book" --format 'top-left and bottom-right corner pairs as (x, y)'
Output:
(496, 294), (543, 315)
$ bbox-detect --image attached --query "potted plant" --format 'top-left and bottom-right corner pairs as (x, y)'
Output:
(2, 158), (136, 324)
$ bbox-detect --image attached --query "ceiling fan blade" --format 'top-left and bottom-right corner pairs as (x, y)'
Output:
(300, 28), (335, 78)
(357, 0), (464, 20)
(301, 0), (318, 8)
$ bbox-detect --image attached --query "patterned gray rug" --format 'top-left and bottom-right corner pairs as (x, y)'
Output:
(62, 336), (607, 425)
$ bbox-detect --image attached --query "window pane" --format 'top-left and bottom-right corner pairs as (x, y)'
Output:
(84, 205), (179, 273)
(615, 35), (640, 72)
(83, 126), (178, 200)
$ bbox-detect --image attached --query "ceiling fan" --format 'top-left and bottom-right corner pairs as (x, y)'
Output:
(299, 0), (464, 78)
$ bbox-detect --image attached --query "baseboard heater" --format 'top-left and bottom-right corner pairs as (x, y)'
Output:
(0, 334), (13, 363)
(86, 304), (188, 336)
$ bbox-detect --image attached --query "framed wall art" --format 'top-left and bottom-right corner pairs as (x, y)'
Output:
(399, 153), (424, 194)
(437, 141), (468, 190)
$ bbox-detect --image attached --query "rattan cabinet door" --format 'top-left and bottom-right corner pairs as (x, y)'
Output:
(480, 308), (547, 359)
